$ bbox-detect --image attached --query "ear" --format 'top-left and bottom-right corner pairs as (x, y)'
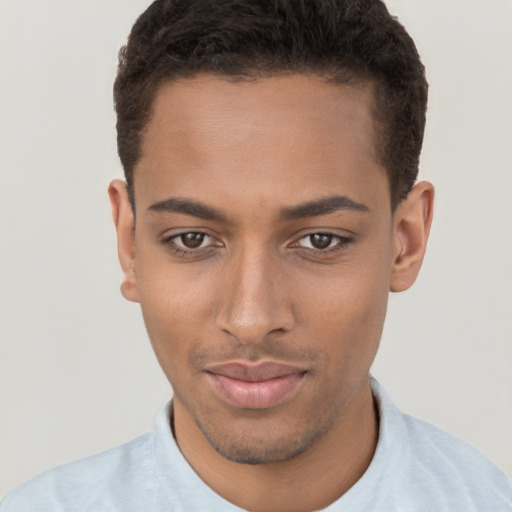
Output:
(108, 179), (140, 303)
(390, 181), (434, 293)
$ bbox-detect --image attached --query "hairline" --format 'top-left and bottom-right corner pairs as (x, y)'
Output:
(128, 69), (396, 217)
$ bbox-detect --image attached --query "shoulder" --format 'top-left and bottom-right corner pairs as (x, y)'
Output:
(402, 413), (512, 507)
(0, 433), (153, 512)
(370, 379), (512, 511)
(403, 411), (502, 472)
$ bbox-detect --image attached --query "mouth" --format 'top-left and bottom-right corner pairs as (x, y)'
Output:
(204, 361), (307, 410)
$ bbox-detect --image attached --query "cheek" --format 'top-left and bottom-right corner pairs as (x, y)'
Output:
(308, 284), (387, 357)
(296, 251), (391, 371)
(135, 262), (217, 378)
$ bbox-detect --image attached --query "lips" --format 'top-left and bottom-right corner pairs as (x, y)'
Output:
(205, 361), (306, 409)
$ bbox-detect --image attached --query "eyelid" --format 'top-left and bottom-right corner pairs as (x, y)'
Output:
(288, 231), (354, 253)
(170, 232), (214, 250)
(159, 228), (354, 257)
(160, 230), (223, 256)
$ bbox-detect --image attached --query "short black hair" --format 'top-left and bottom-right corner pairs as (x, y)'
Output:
(114, 0), (428, 211)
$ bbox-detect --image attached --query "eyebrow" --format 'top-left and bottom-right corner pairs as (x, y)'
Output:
(147, 194), (369, 223)
(147, 197), (228, 222)
(279, 195), (369, 220)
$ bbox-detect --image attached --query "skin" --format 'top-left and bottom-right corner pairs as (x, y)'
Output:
(109, 74), (434, 512)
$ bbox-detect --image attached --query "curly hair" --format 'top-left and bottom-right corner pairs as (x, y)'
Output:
(114, 0), (427, 211)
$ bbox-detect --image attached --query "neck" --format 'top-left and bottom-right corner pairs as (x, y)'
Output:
(173, 379), (378, 512)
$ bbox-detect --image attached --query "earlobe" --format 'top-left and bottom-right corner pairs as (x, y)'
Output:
(108, 179), (140, 303)
(390, 181), (434, 293)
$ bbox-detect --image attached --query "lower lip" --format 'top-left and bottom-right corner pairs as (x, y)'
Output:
(207, 372), (306, 409)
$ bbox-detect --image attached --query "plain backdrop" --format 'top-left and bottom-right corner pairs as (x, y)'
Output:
(1, 0), (511, 498)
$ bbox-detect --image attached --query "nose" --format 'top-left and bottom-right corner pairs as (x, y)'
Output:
(215, 245), (295, 345)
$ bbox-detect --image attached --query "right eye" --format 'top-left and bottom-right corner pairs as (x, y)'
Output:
(297, 233), (339, 250)
(168, 232), (215, 250)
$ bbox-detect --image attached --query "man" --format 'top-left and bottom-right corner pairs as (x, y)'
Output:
(1, 0), (511, 510)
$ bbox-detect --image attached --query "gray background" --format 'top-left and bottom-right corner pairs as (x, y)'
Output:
(1, 0), (511, 497)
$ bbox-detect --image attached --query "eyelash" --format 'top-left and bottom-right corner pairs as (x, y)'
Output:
(293, 233), (353, 254)
(161, 232), (353, 257)
(161, 232), (217, 257)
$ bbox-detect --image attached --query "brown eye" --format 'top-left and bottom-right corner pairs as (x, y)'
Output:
(295, 233), (351, 251)
(298, 233), (335, 250)
(309, 234), (333, 249)
(180, 232), (205, 248)
(173, 232), (209, 249)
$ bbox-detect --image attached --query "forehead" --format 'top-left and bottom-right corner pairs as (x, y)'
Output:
(135, 74), (388, 214)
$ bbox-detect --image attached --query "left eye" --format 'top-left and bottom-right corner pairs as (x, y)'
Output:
(297, 233), (344, 250)
(171, 232), (213, 249)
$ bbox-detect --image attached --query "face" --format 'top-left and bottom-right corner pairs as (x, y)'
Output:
(113, 74), (410, 464)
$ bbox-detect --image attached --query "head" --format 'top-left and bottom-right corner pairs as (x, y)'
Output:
(109, 0), (433, 466)
(114, 0), (428, 213)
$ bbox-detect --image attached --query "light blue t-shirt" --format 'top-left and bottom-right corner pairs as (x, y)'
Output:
(2, 379), (511, 511)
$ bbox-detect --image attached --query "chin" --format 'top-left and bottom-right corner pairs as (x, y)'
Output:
(194, 413), (332, 465)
